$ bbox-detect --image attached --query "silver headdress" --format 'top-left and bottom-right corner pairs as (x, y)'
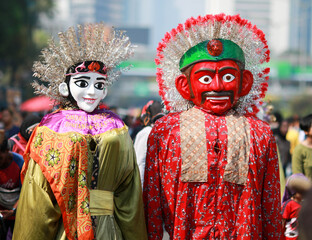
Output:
(32, 23), (135, 105)
(155, 14), (270, 115)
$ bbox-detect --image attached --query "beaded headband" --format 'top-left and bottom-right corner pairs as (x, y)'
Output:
(155, 13), (270, 115)
(65, 61), (108, 77)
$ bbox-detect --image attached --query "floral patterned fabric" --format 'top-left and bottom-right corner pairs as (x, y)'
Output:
(143, 107), (282, 239)
(23, 126), (92, 240)
(15, 109), (147, 240)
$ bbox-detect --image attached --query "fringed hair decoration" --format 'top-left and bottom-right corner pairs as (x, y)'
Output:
(155, 13), (270, 115)
(32, 23), (135, 106)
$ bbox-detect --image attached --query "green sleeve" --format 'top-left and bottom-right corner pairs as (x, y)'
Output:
(94, 128), (147, 240)
(113, 148), (148, 240)
(13, 159), (63, 240)
(292, 145), (304, 174)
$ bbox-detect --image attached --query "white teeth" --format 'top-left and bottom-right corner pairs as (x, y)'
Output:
(84, 99), (96, 103)
(206, 96), (229, 100)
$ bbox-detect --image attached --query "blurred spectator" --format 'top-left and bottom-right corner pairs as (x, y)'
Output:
(123, 115), (136, 136)
(0, 108), (19, 139)
(298, 187), (312, 240)
(286, 115), (301, 155)
(8, 114), (41, 156)
(134, 100), (164, 187)
(131, 118), (144, 140)
(281, 173), (312, 240)
(274, 117), (291, 177)
(0, 112), (3, 129)
(123, 107), (142, 140)
(271, 111), (283, 134)
(292, 114), (312, 180)
(109, 106), (118, 114)
(0, 132), (24, 239)
(257, 103), (286, 198)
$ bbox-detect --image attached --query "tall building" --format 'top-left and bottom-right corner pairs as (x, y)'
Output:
(235, 0), (271, 37)
(205, 0), (290, 56)
(68, 0), (130, 25)
(205, 0), (271, 36)
(289, 0), (312, 56)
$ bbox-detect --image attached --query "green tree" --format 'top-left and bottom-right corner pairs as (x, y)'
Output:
(266, 93), (312, 118)
(0, 0), (53, 90)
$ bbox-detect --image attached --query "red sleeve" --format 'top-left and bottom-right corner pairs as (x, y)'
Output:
(261, 134), (283, 239)
(281, 201), (290, 220)
(143, 125), (163, 240)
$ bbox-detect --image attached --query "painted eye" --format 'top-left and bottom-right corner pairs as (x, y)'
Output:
(74, 80), (88, 88)
(223, 73), (235, 82)
(198, 75), (212, 84)
(94, 82), (105, 90)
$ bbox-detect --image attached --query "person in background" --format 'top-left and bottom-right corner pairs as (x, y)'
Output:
(0, 132), (24, 239)
(8, 114), (41, 156)
(298, 187), (312, 240)
(144, 13), (282, 239)
(256, 102), (286, 199)
(1, 108), (19, 139)
(281, 173), (312, 240)
(292, 114), (312, 180)
(109, 106), (118, 114)
(123, 108), (143, 140)
(134, 100), (163, 187)
(286, 115), (301, 155)
(273, 116), (291, 177)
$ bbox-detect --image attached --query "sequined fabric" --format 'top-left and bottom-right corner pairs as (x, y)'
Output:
(143, 108), (282, 239)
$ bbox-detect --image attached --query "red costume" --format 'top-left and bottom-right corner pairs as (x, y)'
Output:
(144, 108), (281, 239)
(143, 14), (283, 239)
(282, 199), (300, 240)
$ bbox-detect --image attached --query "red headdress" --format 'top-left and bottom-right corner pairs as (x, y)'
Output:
(155, 13), (270, 115)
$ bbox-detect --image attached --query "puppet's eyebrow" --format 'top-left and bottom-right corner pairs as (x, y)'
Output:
(73, 76), (91, 80)
(218, 67), (238, 72)
(194, 68), (216, 74)
(96, 77), (106, 81)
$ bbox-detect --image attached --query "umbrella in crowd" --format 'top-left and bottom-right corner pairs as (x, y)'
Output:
(20, 96), (55, 112)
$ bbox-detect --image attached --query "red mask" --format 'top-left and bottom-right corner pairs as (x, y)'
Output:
(175, 60), (253, 115)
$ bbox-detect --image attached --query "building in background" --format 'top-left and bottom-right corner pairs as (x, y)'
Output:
(37, 0), (312, 108)
(289, 0), (312, 56)
(235, 0), (271, 38)
(204, 0), (290, 56)
(41, 0), (296, 58)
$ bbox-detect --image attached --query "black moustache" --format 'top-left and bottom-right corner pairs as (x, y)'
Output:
(201, 91), (234, 104)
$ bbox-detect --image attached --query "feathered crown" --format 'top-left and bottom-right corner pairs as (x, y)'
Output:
(155, 13), (270, 115)
(32, 23), (135, 105)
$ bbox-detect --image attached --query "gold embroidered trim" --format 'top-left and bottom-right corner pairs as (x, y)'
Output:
(224, 113), (250, 185)
(180, 108), (207, 182)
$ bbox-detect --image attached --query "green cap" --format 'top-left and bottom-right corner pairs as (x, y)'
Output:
(179, 39), (245, 70)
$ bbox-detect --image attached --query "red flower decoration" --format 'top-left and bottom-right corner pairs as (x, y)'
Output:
(207, 39), (223, 56)
(88, 62), (100, 72)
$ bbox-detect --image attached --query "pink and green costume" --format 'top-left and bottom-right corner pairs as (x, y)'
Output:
(14, 109), (146, 240)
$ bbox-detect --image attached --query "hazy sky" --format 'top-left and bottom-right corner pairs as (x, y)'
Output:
(53, 0), (289, 55)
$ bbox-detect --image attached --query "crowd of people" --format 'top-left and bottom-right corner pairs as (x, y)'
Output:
(0, 13), (311, 240)
(0, 104), (312, 239)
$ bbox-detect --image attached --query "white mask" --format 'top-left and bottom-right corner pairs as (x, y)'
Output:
(67, 72), (107, 112)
